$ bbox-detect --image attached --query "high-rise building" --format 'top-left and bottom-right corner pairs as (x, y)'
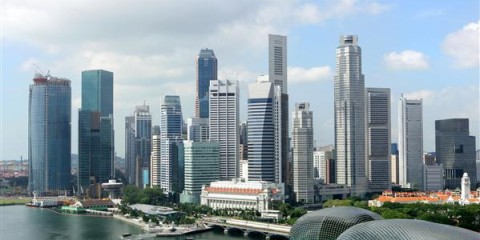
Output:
(180, 141), (219, 204)
(239, 122), (248, 161)
(269, 34), (291, 200)
(435, 118), (477, 190)
(334, 35), (367, 195)
(159, 96), (183, 193)
(209, 79), (239, 180)
(78, 69), (114, 193)
(150, 125), (161, 188)
(195, 48), (217, 118)
(28, 74), (71, 194)
(292, 103), (314, 203)
(391, 143), (399, 185)
(247, 76), (282, 183)
(398, 96), (423, 190)
(186, 117), (209, 142)
(366, 88), (391, 192)
(269, 34), (287, 94)
(423, 163), (443, 192)
(125, 116), (135, 184)
(313, 145), (335, 184)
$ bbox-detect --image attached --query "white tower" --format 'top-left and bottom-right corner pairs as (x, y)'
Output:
(461, 172), (471, 203)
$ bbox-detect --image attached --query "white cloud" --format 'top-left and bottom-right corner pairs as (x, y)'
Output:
(384, 50), (430, 70)
(442, 21), (480, 68)
(288, 66), (333, 83)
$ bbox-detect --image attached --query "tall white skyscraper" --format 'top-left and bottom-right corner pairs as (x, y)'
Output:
(292, 103), (314, 203)
(150, 131), (161, 188)
(209, 79), (239, 180)
(247, 76), (282, 183)
(366, 88), (391, 192)
(334, 35), (368, 195)
(398, 95), (423, 190)
(269, 34), (291, 196)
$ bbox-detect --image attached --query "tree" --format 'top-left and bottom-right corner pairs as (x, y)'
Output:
(381, 209), (411, 219)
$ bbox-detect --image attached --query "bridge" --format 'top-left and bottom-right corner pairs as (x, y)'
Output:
(201, 218), (291, 239)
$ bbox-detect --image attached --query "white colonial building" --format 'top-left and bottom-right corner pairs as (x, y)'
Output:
(200, 179), (283, 212)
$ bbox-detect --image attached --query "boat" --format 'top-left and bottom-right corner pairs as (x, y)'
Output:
(121, 233), (132, 237)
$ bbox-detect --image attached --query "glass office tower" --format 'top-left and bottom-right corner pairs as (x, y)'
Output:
(28, 74), (71, 194)
(78, 69), (114, 193)
(195, 48), (217, 118)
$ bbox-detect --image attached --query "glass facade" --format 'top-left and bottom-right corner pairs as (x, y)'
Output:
(435, 119), (477, 189)
(195, 49), (217, 118)
(159, 96), (183, 193)
(290, 207), (382, 240)
(78, 70), (114, 192)
(337, 219), (479, 240)
(28, 75), (71, 194)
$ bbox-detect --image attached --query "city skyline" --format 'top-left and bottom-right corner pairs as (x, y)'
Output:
(2, 1), (479, 160)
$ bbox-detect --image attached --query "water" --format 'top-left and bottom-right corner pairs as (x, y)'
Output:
(0, 205), (259, 240)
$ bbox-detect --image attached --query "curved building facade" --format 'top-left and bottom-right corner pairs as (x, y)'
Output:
(290, 207), (382, 240)
(337, 219), (479, 240)
(28, 74), (71, 194)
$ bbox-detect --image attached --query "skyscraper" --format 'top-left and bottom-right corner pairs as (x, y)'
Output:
(398, 96), (423, 190)
(180, 141), (219, 204)
(269, 34), (287, 94)
(269, 34), (291, 199)
(150, 125), (161, 188)
(195, 48), (217, 118)
(125, 104), (152, 188)
(209, 79), (239, 180)
(366, 88), (391, 192)
(125, 116), (135, 184)
(292, 103), (314, 203)
(334, 35), (367, 195)
(78, 69), (114, 193)
(159, 96), (183, 193)
(247, 76), (282, 183)
(435, 118), (476, 190)
(28, 74), (71, 194)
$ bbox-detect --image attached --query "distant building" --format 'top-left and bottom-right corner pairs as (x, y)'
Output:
(365, 88), (391, 192)
(313, 182), (350, 203)
(423, 152), (436, 166)
(334, 35), (367, 195)
(209, 80), (239, 180)
(313, 145), (335, 184)
(28, 74), (71, 194)
(239, 159), (248, 180)
(269, 35), (291, 199)
(292, 103), (314, 203)
(423, 164), (443, 192)
(159, 96), (183, 193)
(200, 179), (283, 211)
(186, 117), (209, 142)
(125, 104), (152, 188)
(195, 48), (217, 118)
(150, 127), (161, 188)
(435, 119), (477, 190)
(398, 96), (423, 190)
(247, 76), (282, 183)
(78, 69), (114, 194)
(391, 143), (399, 185)
(239, 122), (248, 161)
(180, 141), (219, 204)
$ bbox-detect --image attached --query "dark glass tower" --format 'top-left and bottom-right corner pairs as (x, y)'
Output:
(195, 49), (217, 118)
(78, 69), (114, 194)
(28, 74), (71, 194)
(435, 119), (477, 190)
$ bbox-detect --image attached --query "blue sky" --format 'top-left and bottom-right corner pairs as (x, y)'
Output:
(1, 0), (479, 160)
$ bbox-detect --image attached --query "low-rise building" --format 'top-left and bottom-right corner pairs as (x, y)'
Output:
(200, 179), (283, 212)
(368, 189), (480, 207)
(130, 204), (184, 221)
(313, 181), (350, 202)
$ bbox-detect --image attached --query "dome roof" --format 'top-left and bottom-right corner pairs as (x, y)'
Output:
(290, 207), (382, 240)
(337, 219), (479, 240)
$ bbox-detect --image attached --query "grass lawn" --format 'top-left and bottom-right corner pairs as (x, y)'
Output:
(0, 198), (31, 205)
